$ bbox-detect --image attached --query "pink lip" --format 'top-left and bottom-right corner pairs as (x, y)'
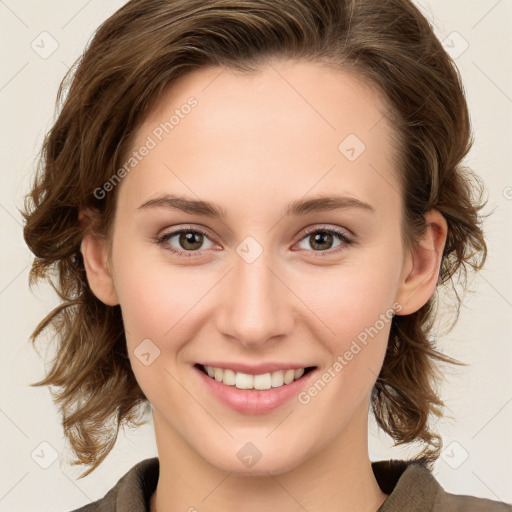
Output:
(196, 361), (315, 375)
(193, 365), (318, 415)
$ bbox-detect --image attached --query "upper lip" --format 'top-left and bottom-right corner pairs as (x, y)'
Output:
(196, 362), (317, 375)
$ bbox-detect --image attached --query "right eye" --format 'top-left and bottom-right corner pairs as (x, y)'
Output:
(155, 226), (218, 257)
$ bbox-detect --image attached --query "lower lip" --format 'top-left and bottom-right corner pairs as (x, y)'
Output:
(194, 365), (318, 414)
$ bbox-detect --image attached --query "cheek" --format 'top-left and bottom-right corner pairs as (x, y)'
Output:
(111, 243), (229, 376)
(295, 261), (400, 348)
(112, 251), (207, 407)
(109, 235), (191, 344)
(291, 254), (401, 402)
(114, 266), (201, 345)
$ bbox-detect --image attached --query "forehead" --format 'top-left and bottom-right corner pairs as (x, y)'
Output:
(119, 60), (402, 219)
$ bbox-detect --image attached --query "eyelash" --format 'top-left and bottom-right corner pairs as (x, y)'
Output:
(154, 225), (354, 258)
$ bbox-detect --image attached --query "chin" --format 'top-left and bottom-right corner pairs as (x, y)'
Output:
(201, 438), (307, 477)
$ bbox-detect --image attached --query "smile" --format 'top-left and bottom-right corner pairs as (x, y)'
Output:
(199, 364), (316, 390)
(194, 363), (319, 414)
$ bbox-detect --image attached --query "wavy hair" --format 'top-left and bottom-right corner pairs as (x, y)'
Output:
(22, 0), (487, 477)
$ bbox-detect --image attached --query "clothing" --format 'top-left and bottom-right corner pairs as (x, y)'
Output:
(69, 457), (511, 511)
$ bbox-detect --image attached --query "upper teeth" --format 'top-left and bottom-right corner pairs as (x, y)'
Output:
(204, 365), (306, 390)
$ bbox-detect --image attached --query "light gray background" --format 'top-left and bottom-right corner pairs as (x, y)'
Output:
(1, 1), (511, 510)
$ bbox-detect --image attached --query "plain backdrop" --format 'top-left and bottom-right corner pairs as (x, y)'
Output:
(0, 1), (511, 510)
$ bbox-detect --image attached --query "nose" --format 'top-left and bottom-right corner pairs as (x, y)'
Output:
(215, 249), (294, 349)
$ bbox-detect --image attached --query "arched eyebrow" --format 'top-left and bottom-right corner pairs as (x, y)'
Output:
(138, 195), (227, 217)
(285, 196), (375, 216)
(137, 194), (376, 217)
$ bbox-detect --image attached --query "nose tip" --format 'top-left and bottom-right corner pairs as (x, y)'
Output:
(215, 257), (293, 348)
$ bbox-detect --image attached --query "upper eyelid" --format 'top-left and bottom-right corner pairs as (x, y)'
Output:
(295, 225), (353, 241)
(159, 224), (215, 239)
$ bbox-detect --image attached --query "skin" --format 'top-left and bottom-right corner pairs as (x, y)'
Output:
(81, 60), (448, 512)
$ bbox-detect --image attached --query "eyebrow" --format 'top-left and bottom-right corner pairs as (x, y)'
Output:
(137, 194), (376, 217)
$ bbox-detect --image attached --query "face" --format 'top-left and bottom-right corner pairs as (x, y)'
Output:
(86, 60), (429, 476)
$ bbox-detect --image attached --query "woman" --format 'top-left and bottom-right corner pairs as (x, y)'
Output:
(22, 0), (511, 510)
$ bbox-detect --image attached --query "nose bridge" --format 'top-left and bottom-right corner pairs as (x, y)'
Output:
(216, 247), (292, 347)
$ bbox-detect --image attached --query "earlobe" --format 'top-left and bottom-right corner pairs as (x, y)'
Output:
(394, 210), (448, 316)
(79, 210), (119, 306)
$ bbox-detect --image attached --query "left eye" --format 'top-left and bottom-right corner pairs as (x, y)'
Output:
(295, 228), (353, 252)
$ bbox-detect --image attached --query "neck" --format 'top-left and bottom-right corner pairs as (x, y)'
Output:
(149, 406), (388, 512)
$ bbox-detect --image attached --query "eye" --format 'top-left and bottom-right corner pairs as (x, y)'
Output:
(155, 225), (354, 258)
(155, 226), (217, 257)
(295, 226), (354, 254)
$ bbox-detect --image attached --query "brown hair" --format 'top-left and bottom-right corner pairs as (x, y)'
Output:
(22, 0), (487, 477)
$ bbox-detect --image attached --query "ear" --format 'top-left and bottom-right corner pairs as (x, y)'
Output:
(79, 210), (119, 306)
(394, 209), (448, 315)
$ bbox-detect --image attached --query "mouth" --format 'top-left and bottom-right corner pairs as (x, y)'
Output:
(194, 363), (317, 391)
(194, 362), (319, 414)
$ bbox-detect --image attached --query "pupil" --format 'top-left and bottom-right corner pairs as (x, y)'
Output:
(180, 232), (203, 250)
(311, 232), (332, 250)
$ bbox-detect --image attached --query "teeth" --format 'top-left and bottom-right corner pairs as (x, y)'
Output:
(284, 369), (295, 384)
(203, 365), (308, 390)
